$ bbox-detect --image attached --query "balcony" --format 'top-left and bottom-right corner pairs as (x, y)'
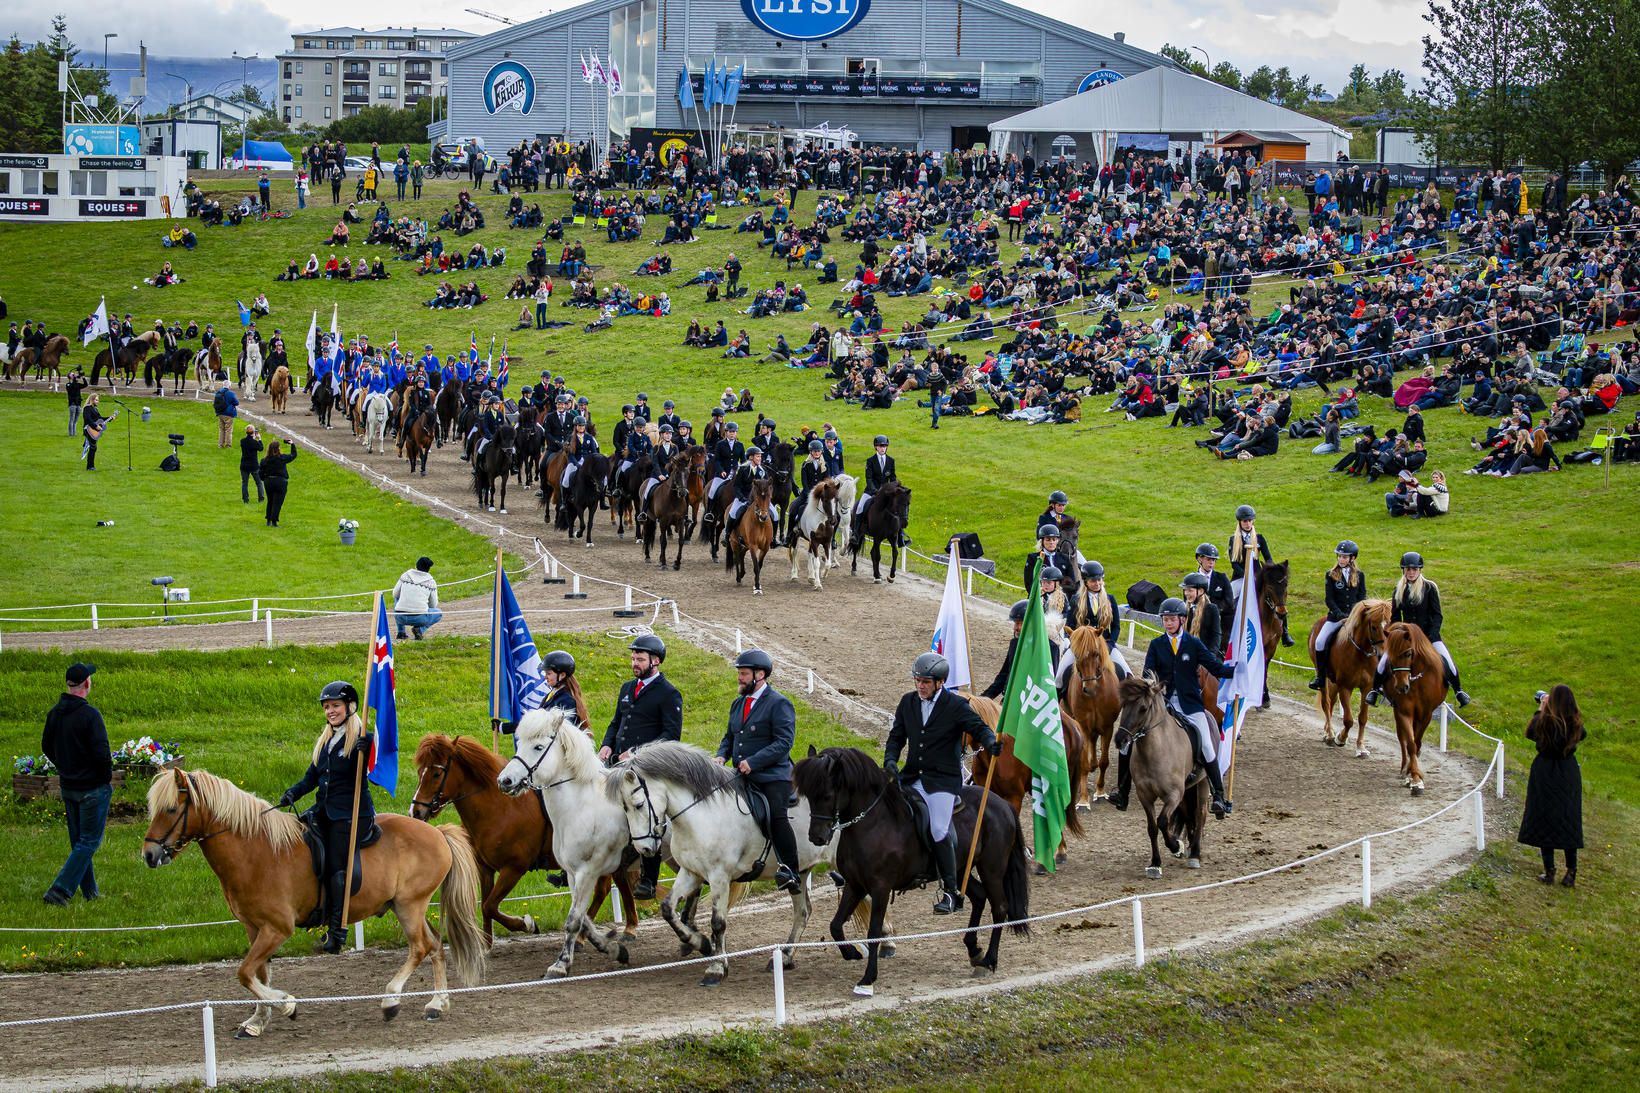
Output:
(405, 64), (433, 78)
(343, 92), (369, 105)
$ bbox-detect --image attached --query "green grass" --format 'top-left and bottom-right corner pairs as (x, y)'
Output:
(0, 639), (864, 972)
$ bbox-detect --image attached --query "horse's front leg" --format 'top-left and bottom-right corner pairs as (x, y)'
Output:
(1142, 797), (1163, 880)
(830, 880), (867, 961)
(486, 864), (537, 936)
(547, 872), (599, 978)
(700, 871), (734, 986)
(659, 869), (708, 954)
(770, 873), (811, 972)
(1354, 690), (1371, 757)
(234, 925), (293, 1038)
(854, 886), (889, 996)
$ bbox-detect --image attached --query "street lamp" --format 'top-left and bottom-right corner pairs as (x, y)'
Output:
(231, 52), (259, 155)
(1189, 45), (1210, 72)
(103, 33), (118, 73)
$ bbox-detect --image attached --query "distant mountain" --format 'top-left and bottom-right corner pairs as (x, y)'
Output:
(92, 51), (279, 109)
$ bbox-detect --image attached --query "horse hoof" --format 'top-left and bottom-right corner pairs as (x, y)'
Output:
(873, 578), (882, 584)
(423, 1008), (442, 1022)
(700, 974), (723, 988)
(1187, 858), (1201, 869)
(1145, 866), (1163, 880)
(1410, 785), (1424, 797)
(545, 962), (569, 979)
(1077, 801), (1093, 811)
(881, 942), (897, 958)
(1356, 749), (1370, 759)
(382, 1004), (400, 1023)
(972, 965), (994, 979)
(233, 1026), (260, 1040)
(853, 984), (875, 998)
(1033, 862), (1048, 876)
(615, 944), (630, 966)
(1056, 852), (1068, 865)
(521, 914), (538, 935)
(499, 508), (508, 515)
(1172, 848), (1187, 860)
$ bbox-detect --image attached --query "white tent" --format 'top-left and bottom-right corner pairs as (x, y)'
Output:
(989, 67), (1350, 166)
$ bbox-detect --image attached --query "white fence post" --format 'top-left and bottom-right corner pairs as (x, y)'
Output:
(1472, 791), (1486, 852)
(611, 892), (625, 926)
(1494, 744), (1505, 799)
(1439, 705), (1449, 752)
(1360, 839), (1372, 908)
(807, 668), (815, 694)
(264, 608), (274, 647)
(354, 921), (365, 951)
(201, 1005), (217, 1088)
(670, 601), (681, 626)
(772, 949), (788, 1026)
(614, 584), (641, 619)
(965, 566), (973, 596)
(1124, 618), (1135, 650)
(734, 628), (743, 653)
(1131, 899), (1145, 968)
(91, 603), (99, 631)
(565, 573), (586, 600)
(250, 597), (259, 623)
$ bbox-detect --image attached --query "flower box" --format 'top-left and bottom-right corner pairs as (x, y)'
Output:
(12, 770), (126, 801)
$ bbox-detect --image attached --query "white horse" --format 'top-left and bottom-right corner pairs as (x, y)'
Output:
(239, 341), (263, 402)
(362, 391), (392, 453)
(829, 474), (857, 568)
(788, 476), (846, 590)
(497, 709), (634, 979)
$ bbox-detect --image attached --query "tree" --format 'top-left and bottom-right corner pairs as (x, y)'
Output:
(0, 16), (111, 152)
(1159, 44), (1208, 78)
(1346, 64), (1371, 98)
(1418, 0), (1542, 169)
(1208, 62), (1243, 92)
(1270, 66), (1298, 106)
(1243, 65), (1276, 101)
(1527, 0), (1640, 181)
(1372, 68), (1410, 110)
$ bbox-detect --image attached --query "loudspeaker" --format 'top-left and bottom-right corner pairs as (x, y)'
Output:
(951, 532), (984, 560)
(1126, 579), (1165, 614)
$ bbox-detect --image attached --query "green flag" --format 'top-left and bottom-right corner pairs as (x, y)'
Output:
(997, 570), (1072, 872)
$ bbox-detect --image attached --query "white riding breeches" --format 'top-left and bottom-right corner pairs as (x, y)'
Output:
(911, 780), (956, 842)
(1377, 641), (1457, 678)
(640, 477), (662, 505)
(707, 476), (728, 500)
(1316, 618), (1343, 652)
(727, 499), (779, 523)
(1167, 695), (1217, 764)
(1109, 645), (1132, 677)
(560, 463), (577, 489)
(619, 458), (634, 473)
(855, 490), (873, 515)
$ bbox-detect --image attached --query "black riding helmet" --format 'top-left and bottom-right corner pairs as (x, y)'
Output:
(873, 435), (889, 447)
(1196, 542), (1220, 560)
(543, 650), (576, 676)
(629, 633), (667, 661)
(734, 648), (774, 675)
(911, 651), (949, 681)
(1039, 565), (1063, 583)
(711, 406), (726, 418)
(1081, 560), (1105, 580)
(1235, 504), (1257, 521)
(1009, 599), (1030, 622)
(1048, 489), (1069, 504)
(1037, 523), (1061, 541)
(1160, 597), (1190, 618)
(319, 680), (359, 708)
(1400, 551), (1425, 569)
(1181, 572), (1210, 591)
(1335, 540), (1360, 557)
(808, 438), (824, 452)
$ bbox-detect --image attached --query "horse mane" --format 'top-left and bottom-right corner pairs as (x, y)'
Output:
(964, 693), (1003, 731)
(833, 474), (858, 509)
(1068, 626), (1113, 678)
(793, 746), (886, 807)
(611, 741), (736, 802)
(147, 769), (303, 852)
(415, 733), (503, 782)
(1339, 598), (1391, 647)
(1388, 620), (1438, 662)
(515, 707), (600, 781)
(1118, 673), (1166, 721)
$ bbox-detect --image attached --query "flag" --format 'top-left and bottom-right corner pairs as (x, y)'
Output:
(82, 297), (109, 346)
(703, 59), (717, 110)
(996, 570), (1073, 872)
(497, 341), (509, 388)
(389, 331), (399, 362)
(723, 63), (743, 107)
(329, 303), (339, 352)
(487, 333), (495, 366)
(578, 52), (592, 84)
(1216, 562), (1267, 776)
(491, 570), (548, 723)
(365, 598), (399, 795)
(677, 65), (695, 112)
(304, 310), (318, 362)
(930, 548), (971, 691)
(607, 57), (622, 94)
(236, 299), (251, 327)
(590, 53), (607, 87)
(470, 330), (479, 360)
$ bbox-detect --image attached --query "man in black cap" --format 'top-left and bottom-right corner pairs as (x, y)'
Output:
(41, 663), (112, 906)
(391, 556), (442, 640)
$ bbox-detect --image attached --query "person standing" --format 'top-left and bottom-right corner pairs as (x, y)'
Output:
(295, 171), (308, 210)
(600, 634), (683, 899)
(41, 662), (112, 905)
(257, 170), (271, 213)
(715, 649), (801, 893)
(214, 381), (239, 448)
(239, 423), (264, 504)
(260, 438), (297, 526)
(391, 556), (442, 640)
(1518, 685), (1584, 887)
(81, 393), (108, 470)
(66, 368), (87, 436)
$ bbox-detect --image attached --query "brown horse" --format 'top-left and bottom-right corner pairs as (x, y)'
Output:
(142, 768), (487, 1037)
(1117, 675), (1210, 878)
(965, 693), (1089, 872)
(194, 337), (223, 389)
(1256, 560), (1291, 706)
(641, 450), (691, 569)
(1380, 622), (1449, 795)
(684, 445), (709, 541)
(1063, 626), (1123, 801)
(402, 407), (437, 476)
(541, 448), (570, 521)
(269, 365), (292, 413)
(725, 477), (776, 592)
(410, 734), (636, 943)
(1309, 599), (1391, 755)
(703, 475), (737, 561)
(92, 330), (158, 386)
(8, 334), (70, 385)
(435, 377), (464, 443)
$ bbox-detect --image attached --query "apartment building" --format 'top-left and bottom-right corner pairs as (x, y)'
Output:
(276, 27), (475, 124)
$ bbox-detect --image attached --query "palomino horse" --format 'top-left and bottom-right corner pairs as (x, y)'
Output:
(725, 477), (776, 593)
(1309, 599), (1391, 755)
(402, 408), (437, 476)
(472, 422), (516, 513)
(965, 694), (1090, 872)
(411, 734), (636, 943)
(497, 709), (636, 979)
(1116, 675), (1209, 879)
(362, 391), (392, 453)
(794, 746), (1030, 997)
(640, 450), (691, 570)
(1379, 622), (1449, 796)
(851, 480), (911, 583)
(787, 477), (844, 590)
(269, 365), (292, 413)
(142, 768), (486, 1036)
(1063, 626), (1123, 801)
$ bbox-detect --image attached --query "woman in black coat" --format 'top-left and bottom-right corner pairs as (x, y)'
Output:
(260, 438), (298, 526)
(1517, 685), (1584, 887)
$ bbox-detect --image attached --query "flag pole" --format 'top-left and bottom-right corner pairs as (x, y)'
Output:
(491, 546), (504, 753)
(339, 590), (378, 937)
(960, 747), (995, 900)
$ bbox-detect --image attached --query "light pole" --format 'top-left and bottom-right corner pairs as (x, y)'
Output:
(231, 52), (259, 156)
(103, 33), (118, 73)
(1189, 45), (1210, 73)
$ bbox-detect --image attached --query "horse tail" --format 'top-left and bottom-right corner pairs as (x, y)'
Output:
(437, 826), (491, 986)
(1060, 715), (1086, 838)
(1001, 813), (1031, 936)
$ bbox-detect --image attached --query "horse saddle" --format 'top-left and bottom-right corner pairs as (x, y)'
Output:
(735, 781), (798, 884)
(298, 810), (382, 895)
(1164, 709), (1211, 788)
(897, 788), (965, 887)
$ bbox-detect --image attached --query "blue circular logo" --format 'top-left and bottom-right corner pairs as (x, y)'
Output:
(483, 60), (535, 115)
(741, 0), (872, 42)
(1078, 69), (1125, 94)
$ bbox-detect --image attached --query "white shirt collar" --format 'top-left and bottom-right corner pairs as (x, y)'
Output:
(744, 683), (767, 705)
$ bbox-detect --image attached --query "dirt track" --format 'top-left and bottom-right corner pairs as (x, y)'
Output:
(0, 389), (1494, 1089)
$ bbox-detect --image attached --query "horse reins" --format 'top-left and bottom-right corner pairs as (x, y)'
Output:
(411, 762), (483, 815)
(811, 759), (887, 842)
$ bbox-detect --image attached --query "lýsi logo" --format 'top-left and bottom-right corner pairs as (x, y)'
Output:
(741, 0), (872, 42)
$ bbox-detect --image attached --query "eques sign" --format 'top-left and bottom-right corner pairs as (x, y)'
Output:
(741, 0), (871, 42)
(0, 197), (50, 216)
(483, 60), (536, 115)
(79, 198), (146, 217)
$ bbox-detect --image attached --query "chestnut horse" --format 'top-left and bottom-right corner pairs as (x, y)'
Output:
(725, 477), (776, 593)
(640, 449), (691, 570)
(684, 445), (709, 541)
(1063, 626), (1123, 802)
(8, 334), (70, 385)
(411, 734), (636, 943)
(402, 407), (437, 476)
(964, 693), (1089, 872)
(1380, 622), (1449, 795)
(269, 365), (292, 412)
(142, 768), (486, 1037)
(1308, 599), (1391, 755)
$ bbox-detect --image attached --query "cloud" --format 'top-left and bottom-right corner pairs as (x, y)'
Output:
(8, 1), (294, 58)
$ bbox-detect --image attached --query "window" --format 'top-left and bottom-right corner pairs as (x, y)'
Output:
(608, 0), (658, 136)
(283, 63), (292, 78)
(26, 170), (60, 195)
(324, 106), (333, 119)
(325, 62), (333, 75)
(69, 170), (108, 196)
(378, 62), (397, 76)
(283, 83), (291, 97)
(325, 84), (333, 97)
(326, 39), (336, 49)
(294, 85), (302, 97)
(304, 38), (319, 49)
(416, 39), (430, 51)
(294, 106), (303, 118)
(0, 174), (10, 194)
(283, 107), (292, 122)
(442, 40), (455, 50)
(441, 63), (449, 76)
(378, 85), (396, 99)
(295, 61), (303, 74)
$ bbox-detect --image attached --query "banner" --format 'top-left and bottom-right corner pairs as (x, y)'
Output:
(628, 127), (700, 168)
(930, 549), (971, 691)
(1215, 563), (1266, 776)
(996, 570), (1072, 872)
(365, 598), (399, 795)
(491, 570), (548, 724)
(63, 124), (140, 156)
(695, 73), (983, 100)
(83, 298), (109, 346)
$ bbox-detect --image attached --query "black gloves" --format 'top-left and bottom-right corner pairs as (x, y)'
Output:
(277, 789), (296, 809)
(988, 740), (1003, 757)
(883, 758), (899, 779)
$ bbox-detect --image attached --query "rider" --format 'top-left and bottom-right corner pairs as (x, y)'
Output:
(1310, 540), (1367, 691)
(884, 652), (1000, 914)
(1367, 552), (1472, 708)
(854, 434), (898, 540)
(1072, 561), (1132, 680)
(1128, 598), (1237, 817)
(560, 414), (599, 491)
(822, 430), (845, 477)
(543, 393), (575, 454)
(620, 407), (652, 473)
(1024, 524), (1073, 591)
(277, 681), (375, 954)
(727, 444), (772, 524)
(406, 373), (434, 420)
(540, 650), (589, 725)
(656, 398), (682, 435)
(715, 649), (801, 894)
(639, 423), (679, 511)
(1228, 503), (1293, 646)
(1036, 489), (1070, 539)
(709, 419), (745, 502)
(1180, 573), (1222, 657)
(600, 634), (683, 899)
(982, 600), (1033, 699)
(1193, 543), (1236, 638)
(788, 438), (830, 530)
(633, 391), (652, 423)
(752, 416), (779, 458)
(463, 393), (502, 462)
(612, 404), (640, 466)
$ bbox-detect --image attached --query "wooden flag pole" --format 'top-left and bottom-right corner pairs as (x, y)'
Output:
(339, 591), (378, 936)
(491, 546), (505, 753)
(952, 536), (977, 693)
(959, 753), (995, 900)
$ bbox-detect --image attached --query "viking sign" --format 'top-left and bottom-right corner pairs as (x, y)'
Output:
(741, 0), (873, 42)
(484, 60), (536, 115)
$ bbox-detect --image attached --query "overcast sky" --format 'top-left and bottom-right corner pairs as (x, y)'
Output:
(13, 0), (1425, 90)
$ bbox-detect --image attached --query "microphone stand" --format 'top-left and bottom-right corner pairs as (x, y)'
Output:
(107, 397), (133, 471)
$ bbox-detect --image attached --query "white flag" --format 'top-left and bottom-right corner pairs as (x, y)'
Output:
(1215, 562), (1267, 775)
(329, 302), (339, 348)
(931, 547), (972, 691)
(578, 52), (593, 84)
(590, 53), (608, 86)
(607, 58), (622, 94)
(304, 309), (318, 362)
(83, 297), (109, 346)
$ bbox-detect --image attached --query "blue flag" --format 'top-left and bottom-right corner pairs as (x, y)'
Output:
(724, 64), (743, 107)
(236, 299), (251, 327)
(491, 570), (547, 724)
(703, 59), (717, 110)
(677, 65), (695, 112)
(365, 598), (399, 795)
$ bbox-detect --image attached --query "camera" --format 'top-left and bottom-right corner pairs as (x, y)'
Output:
(1534, 690), (1548, 703)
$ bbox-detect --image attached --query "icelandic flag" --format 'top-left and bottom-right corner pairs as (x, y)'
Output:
(497, 343), (509, 388)
(491, 570), (548, 723)
(470, 330), (479, 360)
(389, 331), (399, 363)
(723, 63), (743, 107)
(1216, 562), (1267, 776)
(83, 297), (109, 346)
(236, 299), (251, 327)
(365, 598), (399, 795)
(677, 65), (695, 112)
(930, 545), (971, 691)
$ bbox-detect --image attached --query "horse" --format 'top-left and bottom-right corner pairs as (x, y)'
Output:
(142, 767), (487, 1036)
(964, 693), (1089, 872)
(514, 418), (544, 488)
(92, 331), (157, 386)
(607, 742), (828, 986)
(702, 475), (737, 561)
(1062, 625), (1122, 801)
(472, 422), (516, 513)
(607, 452), (652, 539)
(683, 445), (709, 542)
(1309, 599), (1392, 756)
(1117, 675), (1210, 879)
(829, 474), (858, 565)
(312, 380), (336, 428)
(725, 477), (776, 593)
(1255, 560), (1290, 706)
(362, 391), (392, 453)
(402, 408), (437, 476)
(768, 442), (795, 541)
(435, 378), (464, 443)
(497, 709), (637, 979)
(1056, 514), (1084, 600)
(149, 346), (192, 394)
(787, 477), (844, 590)
(194, 337), (223, 389)
(793, 746), (1030, 997)
(411, 734), (636, 943)
(640, 450), (691, 570)
(560, 452), (611, 545)
(269, 365), (292, 413)
(851, 480), (911, 583)
(1379, 622), (1449, 796)
(239, 341), (263, 402)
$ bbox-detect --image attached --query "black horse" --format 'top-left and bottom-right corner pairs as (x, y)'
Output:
(851, 480), (911, 583)
(312, 381), (336, 428)
(794, 746), (1030, 997)
(559, 452), (610, 545)
(472, 422), (516, 513)
(514, 416), (544, 488)
(767, 441), (795, 544)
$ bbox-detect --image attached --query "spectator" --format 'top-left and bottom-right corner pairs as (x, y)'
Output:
(391, 556), (443, 640)
(41, 662), (111, 906)
(239, 423), (264, 504)
(213, 381), (239, 448)
(65, 368), (87, 437)
(1518, 685), (1584, 888)
(260, 438), (297, 527)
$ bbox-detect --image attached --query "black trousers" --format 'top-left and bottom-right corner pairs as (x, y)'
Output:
(241, 466), (264, 502)
(84, 435), (98, 469)
(756, 782), (800, 873)
(265, 478), (288, 524)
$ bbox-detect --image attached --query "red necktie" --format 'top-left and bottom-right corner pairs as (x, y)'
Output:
(633, 679), (645, 700)
(742, 695), (755, 723)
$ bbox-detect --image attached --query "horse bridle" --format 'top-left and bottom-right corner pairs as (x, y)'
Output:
(504, 728), (560, 790)
(808, 759), (886, 843)
(624, 770), (738, 849)
(411, 762), (480, 816)
(143, 773), (237, 860)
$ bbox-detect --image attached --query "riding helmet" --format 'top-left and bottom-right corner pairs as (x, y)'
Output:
(1081, 560), (1106, 580)
(1235, 504), (1257, 521)
(873, 435), (890, 446)
(761, 419), (776, 430)
(711, 406), (725, 417)
(659, 423), (674, 435)
(577, 396), (590, 406)
(1048, 489), (1069, 505)
(1037, 523), (1061, 541)
(318, 680), (360, 708)
(680, 420), (693, 431)
(1181, 572), (1210, 591)
(543, 650), (576, 676)
(824, 430), (838, 441)
(663, 399), (675, 410)
(1039, 565), (1063, 583)
(1159, 597), (1190, 618)
(1335, 540), (1360, 557)
(628, 633), (667, 662)
(734, 648), (775, 675)
(808, 438), (824, 452)
(1400, 551), (1425, 569)
(573, 414), (589, 426)
(911, 652), (950, 682)
(1196, 542), (1220, 559)
(636, 392), (648, 401)
(621, 403), (634, 414)
(725, 421), (739, 432)
(1008, 599), (1030, 622)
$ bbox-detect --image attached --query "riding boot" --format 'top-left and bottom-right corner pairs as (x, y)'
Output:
(1109, 749), (1132, 811)
(320, 871), (348, 953)
(633, 854), (662, 901)
(1309, 650), (1329, 691)
(932, 834), (964, 914)
(1366, 666), (1387, 707)
(1281, 614), (1296, 647)
(1448, 667), (1472, 708)
(1205, 760), (1231, 818)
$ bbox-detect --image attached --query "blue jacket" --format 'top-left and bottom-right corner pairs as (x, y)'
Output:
(1143, 633), (1235, 715)
(285, 733), (376, 825)
(716, 687), (796, 785)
